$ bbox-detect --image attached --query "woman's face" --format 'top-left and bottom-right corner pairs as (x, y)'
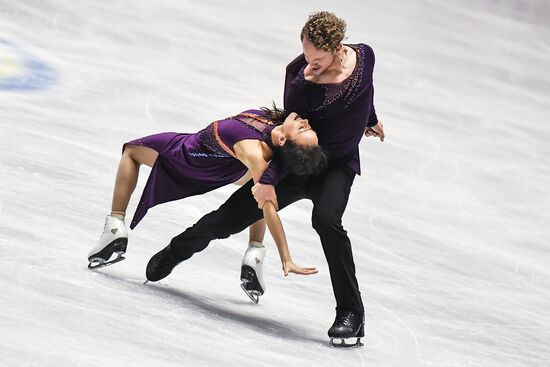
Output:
(302, 37), (338, 76)
(282, 112), (318, 146)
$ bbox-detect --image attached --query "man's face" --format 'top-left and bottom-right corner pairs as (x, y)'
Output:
(302, 37), (337, 76)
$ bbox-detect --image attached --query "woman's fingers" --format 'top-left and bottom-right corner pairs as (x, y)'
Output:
(284, 261), (319, 276)
(291, 266), (318, 275)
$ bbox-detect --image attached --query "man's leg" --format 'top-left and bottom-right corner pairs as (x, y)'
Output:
(169, 179), (262, 261)
(146, 177), (305, 281)
(309, 165), (364, 341)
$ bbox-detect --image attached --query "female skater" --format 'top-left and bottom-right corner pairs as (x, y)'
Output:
(87, 106), (326, 278)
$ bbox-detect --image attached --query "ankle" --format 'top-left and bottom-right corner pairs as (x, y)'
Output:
(110, 211), (125, 221)
(248, 241), (264, 248)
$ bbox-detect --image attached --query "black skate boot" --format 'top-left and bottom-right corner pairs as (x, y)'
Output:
(328, 310), (365, 347)
(146, 245), (182, 282)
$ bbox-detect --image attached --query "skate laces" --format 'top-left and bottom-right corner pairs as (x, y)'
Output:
(336, 311), (356, 325)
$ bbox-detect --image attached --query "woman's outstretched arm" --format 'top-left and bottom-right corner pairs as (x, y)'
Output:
(234, 140), (317, 276)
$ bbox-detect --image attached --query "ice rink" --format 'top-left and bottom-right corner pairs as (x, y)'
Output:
(1, 0), (549, 366)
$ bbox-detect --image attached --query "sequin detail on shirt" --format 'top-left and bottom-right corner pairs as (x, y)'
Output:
(299, 44), (364, 111)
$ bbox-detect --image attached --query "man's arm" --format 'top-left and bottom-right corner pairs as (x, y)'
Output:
(363, 46), (385, 141)
(254, 159), (292, 210)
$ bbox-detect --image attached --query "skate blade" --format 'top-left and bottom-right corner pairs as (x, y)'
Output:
(329, 337), (364, 348)
(88, 253), (126, 270)
(240, 283), (261, 304)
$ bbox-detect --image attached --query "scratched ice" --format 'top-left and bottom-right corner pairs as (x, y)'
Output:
(0, 1), (549, 366)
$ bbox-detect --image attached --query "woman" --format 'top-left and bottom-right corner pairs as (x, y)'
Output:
(87, 106), (326, 279)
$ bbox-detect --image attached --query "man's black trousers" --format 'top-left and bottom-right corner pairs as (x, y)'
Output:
(169, 164), (364, 313)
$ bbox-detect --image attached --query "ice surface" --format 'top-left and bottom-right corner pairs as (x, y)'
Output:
(1, 0), (549, 366)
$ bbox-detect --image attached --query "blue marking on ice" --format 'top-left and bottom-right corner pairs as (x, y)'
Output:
(0, 38), (57, 91)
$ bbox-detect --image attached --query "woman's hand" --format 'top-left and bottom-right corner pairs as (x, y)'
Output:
(283, 260), (318, 276)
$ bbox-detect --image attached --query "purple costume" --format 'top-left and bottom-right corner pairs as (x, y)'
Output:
(125, 110), (276, 229)
(259, 43), (378, 184)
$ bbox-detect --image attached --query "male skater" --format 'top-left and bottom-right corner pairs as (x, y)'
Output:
(146, 12), (385, 347)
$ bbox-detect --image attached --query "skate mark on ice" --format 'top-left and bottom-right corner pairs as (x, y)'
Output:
(381, 306), (434, 366)
(416, 135), (460, 185)
(145, 92), (160, 125)
(514, 261), (535, 291)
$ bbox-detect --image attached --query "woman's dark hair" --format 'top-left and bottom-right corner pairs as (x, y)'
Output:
(260, 102), (290, 125)
(274, 140), (328, 177)
(260, 101), (328, 176)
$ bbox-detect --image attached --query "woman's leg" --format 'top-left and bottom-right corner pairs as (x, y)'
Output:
(111, 144), (158, 216)
(89, 144), (159, 267)
(242, 218), (268, 301)
(248, 219), (266, 244)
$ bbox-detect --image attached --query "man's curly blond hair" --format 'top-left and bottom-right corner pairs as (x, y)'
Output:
(300, 11), (347, 52)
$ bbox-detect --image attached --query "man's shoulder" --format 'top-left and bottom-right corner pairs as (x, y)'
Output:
(284, 54), (308, 98)
(286, 54), (307, 73)
(353, 43), (374, 60)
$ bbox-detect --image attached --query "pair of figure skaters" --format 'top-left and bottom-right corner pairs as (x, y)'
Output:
(87, 11), (385, 347)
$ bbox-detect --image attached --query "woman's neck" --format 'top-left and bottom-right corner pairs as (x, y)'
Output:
(261, 141), (274, 161)
(264, 126), (284, 160)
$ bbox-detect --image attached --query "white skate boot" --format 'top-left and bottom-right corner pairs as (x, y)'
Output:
(88, 215), (128, 269)
(240, 242), (266, 304)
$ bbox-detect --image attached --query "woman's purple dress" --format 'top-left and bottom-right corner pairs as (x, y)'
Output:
(124, 110), (276, 229)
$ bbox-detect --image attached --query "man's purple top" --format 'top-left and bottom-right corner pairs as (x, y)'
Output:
(259, 43), (378, 185)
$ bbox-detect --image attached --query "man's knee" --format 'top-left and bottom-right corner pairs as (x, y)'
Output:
(311, 207), (342, 232)
(185, 208), (235, 240)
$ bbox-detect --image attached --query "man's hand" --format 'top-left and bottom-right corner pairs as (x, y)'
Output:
(365, 120), (385, 142)
(251, 183), (278, 210)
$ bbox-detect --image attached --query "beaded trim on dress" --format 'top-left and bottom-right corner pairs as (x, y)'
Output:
(196, 112), (277, 158)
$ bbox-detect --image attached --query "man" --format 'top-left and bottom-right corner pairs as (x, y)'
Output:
(146, 12), (384, 347)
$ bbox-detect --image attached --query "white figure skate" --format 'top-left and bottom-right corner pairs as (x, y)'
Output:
(88, 215), (128, 269)
(240, 244), (266, 304)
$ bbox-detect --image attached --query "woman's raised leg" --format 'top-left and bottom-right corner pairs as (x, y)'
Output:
(88, 144), (158, 269)
(111, 145), (158, 216)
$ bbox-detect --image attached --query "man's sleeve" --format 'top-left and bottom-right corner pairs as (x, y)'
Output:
(366, 85), (378, 128)
(258, 54), (306, 186)
(284, 54), (309, 115)
(259, 160), (289, 185)
(364, 44), (378, 128)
